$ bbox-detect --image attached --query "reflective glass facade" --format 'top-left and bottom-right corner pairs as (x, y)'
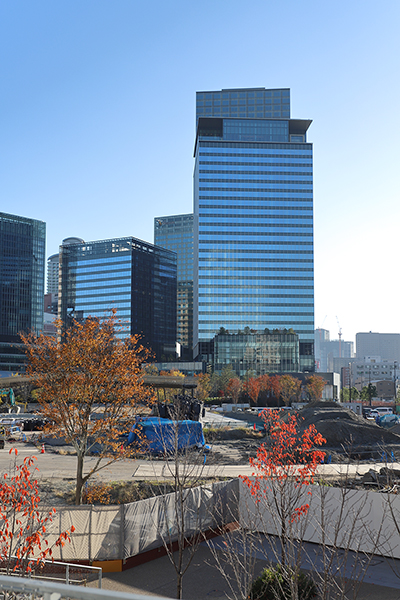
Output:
(154, 214), (194, 356)
(214, 332), (299, 377)
(0, 212), (45, 373)
(194, 88), (314, 371)
(196, 88), (290, 120)
(59, 237), (177, 361)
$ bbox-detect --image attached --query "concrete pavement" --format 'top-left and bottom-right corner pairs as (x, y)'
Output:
(98, 541), (400, 600)
(1, 443), (399, 481)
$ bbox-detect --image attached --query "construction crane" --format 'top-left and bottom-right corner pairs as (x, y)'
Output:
(336, 316), (342, 358)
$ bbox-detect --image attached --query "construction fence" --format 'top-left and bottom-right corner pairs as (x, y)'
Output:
(40, 479), (239, 563)
(19, 477), (400, 565)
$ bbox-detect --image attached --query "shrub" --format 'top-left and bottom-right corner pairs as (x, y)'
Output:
(250, 565), (317, 600)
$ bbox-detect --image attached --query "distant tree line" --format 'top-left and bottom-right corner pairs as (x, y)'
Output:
(194, 367), (327, 407)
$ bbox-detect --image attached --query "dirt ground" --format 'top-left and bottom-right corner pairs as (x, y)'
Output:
(19, 402), (400, 505)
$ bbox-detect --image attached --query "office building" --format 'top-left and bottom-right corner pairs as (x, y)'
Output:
(194, 87), (314, 371)
(356, 332), (400, 363)
(0, 212), (45, 373)
(213, 330), (299, 377)
(46, 237), (85, 317)
(47, 253), (59, 294)
(59, 236), (177, 362)
(154, 214), (194, 357)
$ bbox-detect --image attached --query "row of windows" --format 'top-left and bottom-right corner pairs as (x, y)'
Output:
(197, 107), (288, 114)
(199, 270), (313, 278)
(199, 321), (314, 328)
(73, 274), (131, 285)
(199, 187), (312, 194)
(200, 179), (312, 186)
(199, 200), (312, 208)
(199, 275), (313, 282)
(197, 90), (289, 100)
(198, 293), (313, 299)
(199, 260), (313, 267)
(199, 311), (313, 317)
(67, 255), (132, 266)
(199, 170), (312, 177)
(199, 206), (312, 213)
(200, 304), (313, 311)
(197, 97), (289, 106)
(198, 248), (313, 255)
(200, 216), (312, 223)
(75, 300), (132, 309)
(198, 145), (312, 154)
(197, 100), (289, 108)
(199, 239), (312, 246)
(75, 293), (132, 302)
(199, 230), (313, 241)
(200, 161), (311, 168)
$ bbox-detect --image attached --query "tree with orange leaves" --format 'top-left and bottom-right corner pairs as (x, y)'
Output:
(227, 377), (242, 404)
(306, 374), (326, 402)
(269, 374), (282, 403)
(0, 449), (74, 575)
(21, 310), (153, 504)
(243, 377), (261, 406)
(280, 374), (302, 407)
(241, 410), (325, 594)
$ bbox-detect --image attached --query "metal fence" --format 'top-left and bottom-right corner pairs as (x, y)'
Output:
(0, 574), (169, 600)
(0, 558), (102, 588)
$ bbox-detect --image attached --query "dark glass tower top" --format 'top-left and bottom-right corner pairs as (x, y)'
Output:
(196, 87), (290, 121)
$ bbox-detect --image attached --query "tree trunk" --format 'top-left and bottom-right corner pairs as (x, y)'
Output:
(75, 452), (85, 505)
(176, 572), (183, 599)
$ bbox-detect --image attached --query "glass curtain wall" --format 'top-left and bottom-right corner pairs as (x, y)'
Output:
(193, 88), (314, 371)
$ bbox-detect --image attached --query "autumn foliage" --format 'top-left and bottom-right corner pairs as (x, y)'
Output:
(20, 310), (154, 504)
(241, 410), (326, 569)
(306, 375), (327, 402)
(0, 449), (73, 575)
(243, 377), (261, 406)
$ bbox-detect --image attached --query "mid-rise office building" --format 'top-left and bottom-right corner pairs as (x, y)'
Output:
(356, 332), (400, 363)
(213, 330), (299, 377)
(193, 87), (314, 371)
(0, 212), (45, 373)
(59, 236), (177, 362)
(154, 214), (194, 357)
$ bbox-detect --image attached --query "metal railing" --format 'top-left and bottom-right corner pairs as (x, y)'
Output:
(2, 559), (102, 589)
(0, 575), (170, 600)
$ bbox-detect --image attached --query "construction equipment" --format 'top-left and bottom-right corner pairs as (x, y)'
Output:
(0, 388), (17, 413)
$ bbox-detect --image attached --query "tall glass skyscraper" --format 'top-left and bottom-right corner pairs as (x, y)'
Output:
(154, 214), (194, 356)
(194, 88), (314, 371)
(59, 237), (177, 362)
(0, 212), (46, 373)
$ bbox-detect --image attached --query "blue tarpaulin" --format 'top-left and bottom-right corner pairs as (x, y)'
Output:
(127, 417), (205, 454)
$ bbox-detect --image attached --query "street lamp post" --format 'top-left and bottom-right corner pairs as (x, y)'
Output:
(348, 362), (352, 403)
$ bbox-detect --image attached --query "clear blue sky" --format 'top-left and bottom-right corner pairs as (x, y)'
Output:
(1, 0), (399, 347)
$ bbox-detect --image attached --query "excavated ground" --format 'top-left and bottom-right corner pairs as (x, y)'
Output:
(16, 402), (400, 504)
